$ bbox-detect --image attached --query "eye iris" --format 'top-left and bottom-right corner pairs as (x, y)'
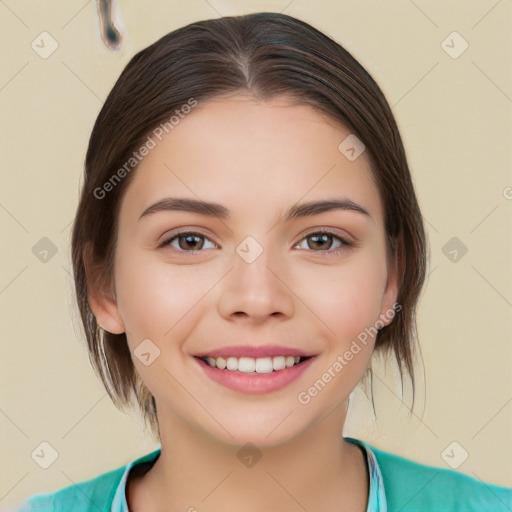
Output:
(309, 233), (332, 250)
(171, 233), (339, 251)
(179, 234), (203, 251)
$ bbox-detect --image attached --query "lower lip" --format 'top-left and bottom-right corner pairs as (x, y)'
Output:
(194, 357), (316, 394)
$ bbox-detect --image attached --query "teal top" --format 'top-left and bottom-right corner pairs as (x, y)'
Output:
(11, 437), (511, 511)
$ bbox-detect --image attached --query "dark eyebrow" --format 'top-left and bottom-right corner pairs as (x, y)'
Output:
(139, 198), (230, 220)
(138, 197), (371, 222)
(285, 198), (371, 221)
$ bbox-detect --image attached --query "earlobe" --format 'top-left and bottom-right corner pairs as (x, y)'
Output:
(83, 243), (125, 335)
(88, 287), (126, 334)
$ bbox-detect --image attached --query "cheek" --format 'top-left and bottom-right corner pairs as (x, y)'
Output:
(297, 251), (387, 345)
(113, 250), (215, 343)
(113, 252), (220, 396)
(293, 254), (386, 408)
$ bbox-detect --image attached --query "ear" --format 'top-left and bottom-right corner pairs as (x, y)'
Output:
(377, 234), (404, 327)
(84, 242), (125, 334)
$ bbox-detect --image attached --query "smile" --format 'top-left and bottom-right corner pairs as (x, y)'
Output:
(194, 354), (316, 394)
(199, 355), (309, 373)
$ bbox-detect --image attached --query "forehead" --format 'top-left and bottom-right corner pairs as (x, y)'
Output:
(119, 94), (384, 227)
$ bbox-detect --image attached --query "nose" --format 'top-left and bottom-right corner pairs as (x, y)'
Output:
(217, 244), (295, 324)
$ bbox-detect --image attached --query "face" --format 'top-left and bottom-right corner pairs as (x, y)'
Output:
(91, 94), (399, 447)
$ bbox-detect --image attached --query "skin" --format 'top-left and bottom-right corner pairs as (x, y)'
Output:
(89, 94), (400, 512)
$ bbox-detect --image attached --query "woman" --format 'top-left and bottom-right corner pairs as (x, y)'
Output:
(14, 12), (511, 512)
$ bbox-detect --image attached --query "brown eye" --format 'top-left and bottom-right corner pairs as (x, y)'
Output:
(176, 233), (204, 251)
(295, 231), (351, 254)
(306, 233), (336, 251)
(159, 232), (216, 251)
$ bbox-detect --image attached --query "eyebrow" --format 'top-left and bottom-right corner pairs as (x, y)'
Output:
(138, 197), (371, 222)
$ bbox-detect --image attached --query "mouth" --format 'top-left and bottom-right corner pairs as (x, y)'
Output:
(192, 349), (317, 394)
(195, 355), (314, 374)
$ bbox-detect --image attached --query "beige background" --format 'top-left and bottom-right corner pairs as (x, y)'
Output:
(1, 0), (511, 508)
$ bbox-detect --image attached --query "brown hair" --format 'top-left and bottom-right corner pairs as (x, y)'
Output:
(71, 12), (427, 441)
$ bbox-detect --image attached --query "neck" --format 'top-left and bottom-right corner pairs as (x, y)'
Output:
(128, 401), (368, 512)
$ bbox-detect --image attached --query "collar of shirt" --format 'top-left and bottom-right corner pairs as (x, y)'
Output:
(111, 437), (387, 511)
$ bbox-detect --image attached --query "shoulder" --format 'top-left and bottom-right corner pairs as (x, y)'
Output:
(9, 464), (123, 511)
(11, 448), (161, 512)
(9, 447), (163, 512)
(367, 441), (512, 512)
(9, 464), (126, 512)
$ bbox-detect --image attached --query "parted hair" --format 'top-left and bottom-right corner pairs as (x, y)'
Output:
(71, 12), (427, 441)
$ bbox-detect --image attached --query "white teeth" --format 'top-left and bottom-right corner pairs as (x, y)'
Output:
(202, 355), (304, 373)
(273, 356), (286, 371)
(255, 357), (273, 374)
(238, 357), (256, 373)
(226, 357), (238, 371)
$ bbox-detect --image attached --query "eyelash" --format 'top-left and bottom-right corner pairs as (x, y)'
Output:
(158, 229), (354, 256)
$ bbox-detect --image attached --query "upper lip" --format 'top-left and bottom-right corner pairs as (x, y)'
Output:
(194, 345), (316, 359)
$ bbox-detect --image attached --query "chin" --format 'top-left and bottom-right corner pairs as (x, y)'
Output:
(204, 409), (310, 449)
